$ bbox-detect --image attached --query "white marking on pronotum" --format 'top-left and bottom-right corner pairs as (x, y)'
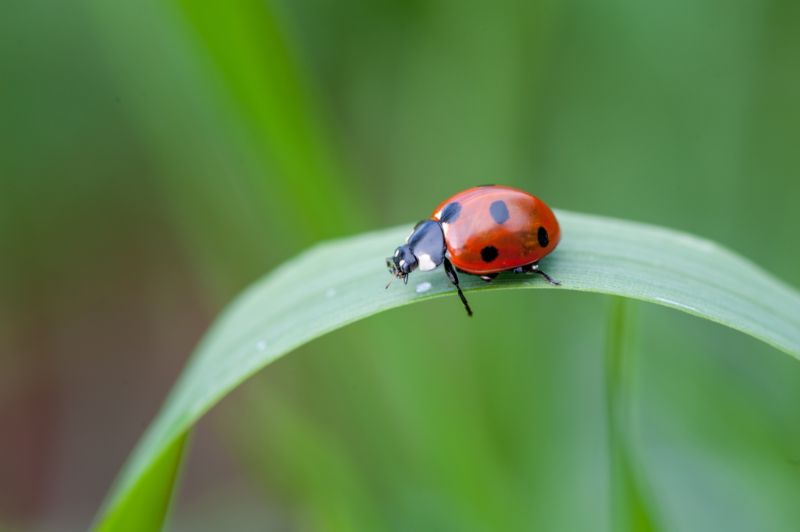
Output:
(256, 340), (267, 351)
(417, 253), (436, 271)
(325, 287), (337, 298)
(416, 281), (432, 294)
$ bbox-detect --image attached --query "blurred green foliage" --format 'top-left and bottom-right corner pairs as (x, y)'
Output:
(2, 0), (800, 530)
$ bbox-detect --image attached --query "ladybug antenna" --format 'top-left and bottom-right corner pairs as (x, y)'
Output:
(385, 277), (395, 290)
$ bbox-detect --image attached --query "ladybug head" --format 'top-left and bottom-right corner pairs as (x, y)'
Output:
(387, 245), (417, 284)
(386, 220), (445, 287)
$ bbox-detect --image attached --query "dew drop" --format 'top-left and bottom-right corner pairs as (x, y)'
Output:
(325, 287), (337, 298)
(415, 281), (432, 294)
(256, 340), (267, 351)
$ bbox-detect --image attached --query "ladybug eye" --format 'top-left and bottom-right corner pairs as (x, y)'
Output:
(390, 245), (418, 275)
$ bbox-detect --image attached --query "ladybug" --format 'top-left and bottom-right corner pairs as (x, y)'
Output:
(386, 185), (561, 316)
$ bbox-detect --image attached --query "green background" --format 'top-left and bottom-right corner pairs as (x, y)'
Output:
(2, 0), (799, 530)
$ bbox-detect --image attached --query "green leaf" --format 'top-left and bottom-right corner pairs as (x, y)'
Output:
(92, 210), (800, 531)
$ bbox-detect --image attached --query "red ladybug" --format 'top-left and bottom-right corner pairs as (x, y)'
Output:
(387, 185), (561, 316)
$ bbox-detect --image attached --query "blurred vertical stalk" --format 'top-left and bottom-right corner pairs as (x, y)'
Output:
(605, 298), (656, 532)
(176, 0), (364, 239)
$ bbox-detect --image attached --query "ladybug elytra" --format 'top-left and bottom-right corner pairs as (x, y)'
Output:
(386, 185), (561, 316)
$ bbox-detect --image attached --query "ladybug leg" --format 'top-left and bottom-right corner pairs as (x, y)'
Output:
(443, 258), (474, 316)
(479, 273), (498, 283)
(530, 262), (561, 285)
(514, 262), (561, 285)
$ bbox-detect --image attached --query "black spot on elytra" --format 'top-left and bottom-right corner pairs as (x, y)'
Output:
(481, 245), (499, 263)
(489, 200), (509, 224)
(538, 226), (549, 247)
(440, 202), (461, 223)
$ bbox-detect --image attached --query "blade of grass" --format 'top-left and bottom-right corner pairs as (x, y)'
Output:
(92, 209), (800, 531)
(94, 433), (189, 532)
(175, 0), (362, 239)
(605, 298), (657, 531)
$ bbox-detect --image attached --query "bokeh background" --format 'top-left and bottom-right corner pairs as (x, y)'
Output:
(2, 0), (800, 530)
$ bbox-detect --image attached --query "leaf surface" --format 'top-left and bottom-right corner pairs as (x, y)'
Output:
(93, 210), (800, 530)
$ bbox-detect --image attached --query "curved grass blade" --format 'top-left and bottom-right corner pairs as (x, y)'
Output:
(93, 209), (800, 531)
(605, 299), (658, 531)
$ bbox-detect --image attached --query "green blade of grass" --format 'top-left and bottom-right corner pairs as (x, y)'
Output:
(605, 299), (658, 531)
(92, 209), (800, 531)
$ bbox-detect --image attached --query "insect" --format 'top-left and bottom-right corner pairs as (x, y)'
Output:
(386, 185), (561, 316)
